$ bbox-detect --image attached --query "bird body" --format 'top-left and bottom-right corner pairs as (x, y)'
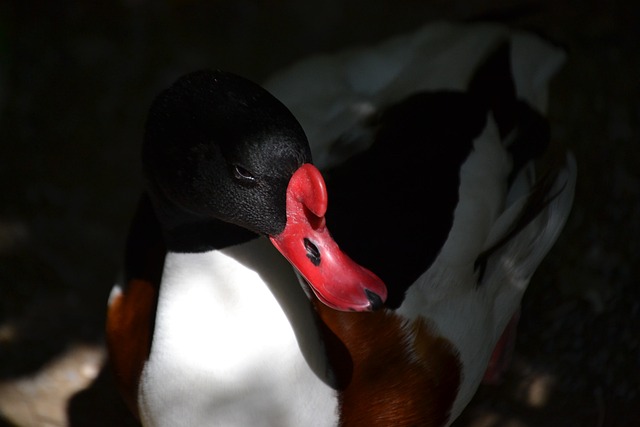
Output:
(107, 21), (576, 427)
(131, 238), (338, 426)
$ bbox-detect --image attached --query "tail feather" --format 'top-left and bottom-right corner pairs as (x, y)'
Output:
(480, 152), (576, 309)
(509, 152), (576, 281)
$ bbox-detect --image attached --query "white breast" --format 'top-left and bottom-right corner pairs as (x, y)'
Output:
(138, 238), (338, 427)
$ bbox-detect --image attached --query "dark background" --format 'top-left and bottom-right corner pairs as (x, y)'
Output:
(0, 1), (638, 426)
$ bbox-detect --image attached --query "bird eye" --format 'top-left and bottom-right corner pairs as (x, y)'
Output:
(233, 165), (256, 182)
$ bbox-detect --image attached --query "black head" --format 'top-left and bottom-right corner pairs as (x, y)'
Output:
(142, 69), (312, 250)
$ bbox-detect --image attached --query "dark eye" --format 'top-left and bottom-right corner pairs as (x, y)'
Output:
(233, 164), (256, 183)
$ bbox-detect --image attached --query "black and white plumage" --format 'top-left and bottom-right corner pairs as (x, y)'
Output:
(107, 21), (576, 427)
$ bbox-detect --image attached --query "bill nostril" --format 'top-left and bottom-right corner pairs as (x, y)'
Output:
(303, 238), (321, 266)
(364, 289), (384, 311)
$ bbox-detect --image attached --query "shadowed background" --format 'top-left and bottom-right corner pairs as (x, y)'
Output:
(0, 1), (638, 426)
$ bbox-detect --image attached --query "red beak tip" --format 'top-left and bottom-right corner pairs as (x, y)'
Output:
(365, 289), (385, 311)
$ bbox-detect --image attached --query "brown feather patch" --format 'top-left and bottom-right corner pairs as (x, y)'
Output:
(314, 300), (462, 427)
(106, 278), (159, 420)
(105, 194), (165, 420)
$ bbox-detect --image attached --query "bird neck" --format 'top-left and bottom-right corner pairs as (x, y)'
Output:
(144, 187), (258, 253)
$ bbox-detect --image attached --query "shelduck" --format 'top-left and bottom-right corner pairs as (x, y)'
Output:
(106, 22), (576, 427)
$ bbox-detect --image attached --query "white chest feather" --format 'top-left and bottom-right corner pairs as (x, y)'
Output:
(138, 239), (337, 427)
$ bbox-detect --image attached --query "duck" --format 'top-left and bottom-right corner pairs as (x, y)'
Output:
(106, 21), (576, 427)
